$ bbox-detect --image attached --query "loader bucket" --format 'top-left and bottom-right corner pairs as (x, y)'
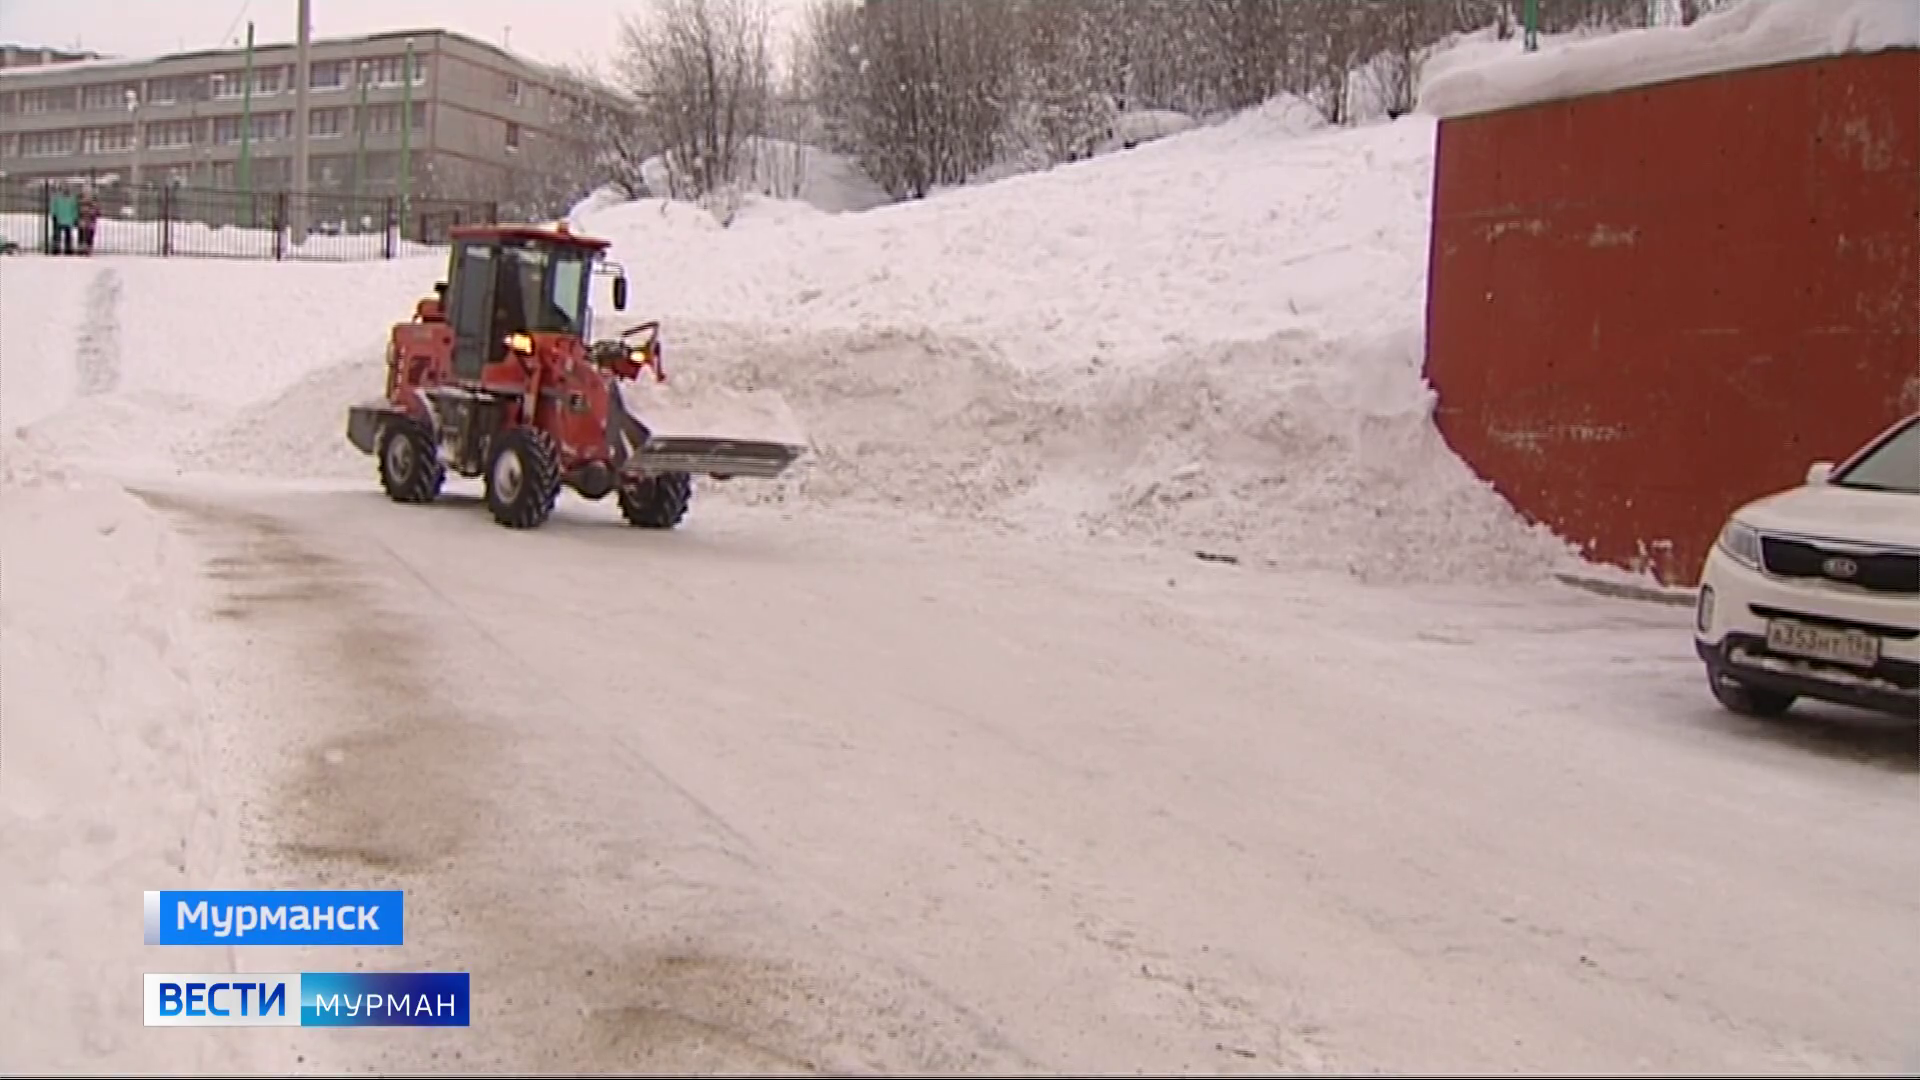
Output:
(627, 435), (805, 480)
(346, 402), (398, 456)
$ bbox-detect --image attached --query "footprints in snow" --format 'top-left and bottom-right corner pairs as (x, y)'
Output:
(75, 267), (122, 397)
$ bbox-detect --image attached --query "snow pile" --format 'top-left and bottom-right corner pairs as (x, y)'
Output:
(576, 95), (1385, 377)
(181, 357), (391, 480)
(561, 96), (1589, 581)
(0, 480), (240, 1073)
(1420, 0), (1920, 119)
(634, 318), (1575, 582)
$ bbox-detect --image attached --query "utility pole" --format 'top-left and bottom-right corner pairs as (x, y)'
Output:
(291, 0), (312, 243)
(351, 62), (369, 210)
(400, 36), (414, 232)
(239, 21), (255, 198)
(126, 88), (143, 193)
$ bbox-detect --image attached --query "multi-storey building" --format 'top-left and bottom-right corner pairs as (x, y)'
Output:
(0, 28), (631, 216)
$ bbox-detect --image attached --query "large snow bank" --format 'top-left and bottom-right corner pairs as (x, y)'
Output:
(576, 94), (1387, 377)
(623, 319), (1576, 583)
(548, 99), (1584, 583)
(43, 90), (1587, 584)
(0, 474), (246, 1073)
(1420, 0), (1920, 119)
(0, 261), (250, 1070)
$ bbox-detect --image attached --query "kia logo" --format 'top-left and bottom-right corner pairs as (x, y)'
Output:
(1822, 556), (1859, 579)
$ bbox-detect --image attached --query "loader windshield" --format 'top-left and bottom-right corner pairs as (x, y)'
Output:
(494, 243), (593, 337)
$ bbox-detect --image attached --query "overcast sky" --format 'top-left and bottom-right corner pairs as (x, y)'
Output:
(0, 0), (808, 72)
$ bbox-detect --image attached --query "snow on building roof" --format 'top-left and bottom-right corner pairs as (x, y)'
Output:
(1418, 0), (1920, 120)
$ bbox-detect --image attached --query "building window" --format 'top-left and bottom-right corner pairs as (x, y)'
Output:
(20, 89), (69, 114)
(507, 76), (521, 104)
(309, 106), (347, 138)
(505, 122), (521, 151)
(0, 92), (14, 115)
(361, 102), (426, 135)
(81, 125), (134, 153)
(362, 55), (427, 89)
(147, 119), (196, 149)
(310, 60), (348, 90)
(20, 130), (77, 156)
(252, 112), (287, 140)
(146, 78), (181, 105)
(0, 133), (15, 158)
(209, 68), (279, 99)
(80, 82), (137, 112)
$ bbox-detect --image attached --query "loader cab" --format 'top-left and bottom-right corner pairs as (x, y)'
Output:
(442, 224), (623, 382)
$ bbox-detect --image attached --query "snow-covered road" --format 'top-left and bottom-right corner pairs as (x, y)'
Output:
(82, 474), (1919, 1074)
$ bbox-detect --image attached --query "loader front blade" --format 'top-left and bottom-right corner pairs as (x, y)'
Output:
(628, 435), (805, 481)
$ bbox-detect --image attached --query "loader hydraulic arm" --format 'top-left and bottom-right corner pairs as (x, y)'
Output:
(592, 322), (667, 383)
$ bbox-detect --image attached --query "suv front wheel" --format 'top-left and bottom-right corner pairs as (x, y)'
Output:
(1709, 671), (1796, 718)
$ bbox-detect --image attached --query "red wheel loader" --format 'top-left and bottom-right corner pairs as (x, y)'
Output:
(344, 222), (805, 530)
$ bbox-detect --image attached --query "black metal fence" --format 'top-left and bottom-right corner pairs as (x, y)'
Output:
(0, 176), (496, 261)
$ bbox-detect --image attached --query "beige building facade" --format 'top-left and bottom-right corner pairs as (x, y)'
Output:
(0, 28), (625, 215)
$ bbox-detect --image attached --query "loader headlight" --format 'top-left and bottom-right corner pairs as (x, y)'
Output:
(1716, 519), (1762, 570)
(506, 333), (534, 355)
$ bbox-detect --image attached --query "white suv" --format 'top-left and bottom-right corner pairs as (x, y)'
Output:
(1694, 413), (1920, 720)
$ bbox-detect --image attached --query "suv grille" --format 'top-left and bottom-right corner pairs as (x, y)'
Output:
(1761, 536), (1920, 595)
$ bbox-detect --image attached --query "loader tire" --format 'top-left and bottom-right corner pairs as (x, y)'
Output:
(378, 415), (443, 504)
(618, 471), (692, 529)
(485, 427), (562, 529)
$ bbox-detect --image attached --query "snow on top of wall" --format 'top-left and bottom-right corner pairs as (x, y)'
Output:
(1419, 0), (1920, 120)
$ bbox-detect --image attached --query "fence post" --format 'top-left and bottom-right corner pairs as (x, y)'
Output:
(160, 184), (173, 257)
(383, 197), (396, 259)
(274, 192), (288, 260)
(40, 184), (51, 255)
(486, 200), (499, 224)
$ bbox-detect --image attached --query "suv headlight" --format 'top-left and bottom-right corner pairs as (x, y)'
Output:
(1717, 519), (1762, 569)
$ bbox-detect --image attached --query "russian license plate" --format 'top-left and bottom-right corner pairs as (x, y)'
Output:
(1766, 619), (1881, 668)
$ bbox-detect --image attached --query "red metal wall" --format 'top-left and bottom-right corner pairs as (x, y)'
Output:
(1423, 50), (1920, 587)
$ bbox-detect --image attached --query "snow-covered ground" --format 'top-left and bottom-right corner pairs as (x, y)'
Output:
(3, 61), (1917, 1073)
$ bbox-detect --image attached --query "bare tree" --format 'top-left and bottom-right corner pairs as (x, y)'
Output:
(1000, 0), (1120, 167)
(537, 64), (659, 204)
(798, 0), (1021, 199)
(616, 0), (775, 204)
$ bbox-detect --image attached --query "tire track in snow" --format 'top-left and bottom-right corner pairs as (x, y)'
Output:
(74, 267), (122, 397)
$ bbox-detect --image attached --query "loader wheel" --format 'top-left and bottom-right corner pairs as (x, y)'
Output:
(618, 471), (692, 529)
(485, 427), (562, 529)
(378, 416), (443, 504)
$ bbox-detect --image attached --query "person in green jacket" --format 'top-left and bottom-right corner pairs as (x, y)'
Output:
(49, 187), (79, 255)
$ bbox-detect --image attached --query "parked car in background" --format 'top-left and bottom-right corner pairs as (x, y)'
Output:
(1694, 413), (1920, 720)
